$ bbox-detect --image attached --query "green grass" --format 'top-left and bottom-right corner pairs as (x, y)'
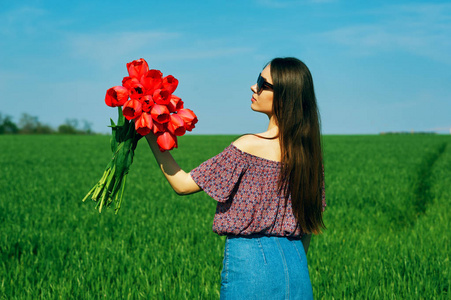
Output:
(0, 134), (449, 299)
(312, 135), (450, 299)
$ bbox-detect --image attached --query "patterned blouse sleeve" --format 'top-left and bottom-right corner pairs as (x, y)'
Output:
(190, 145), (247, 203)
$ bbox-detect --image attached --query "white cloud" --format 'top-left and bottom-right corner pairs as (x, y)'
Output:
(319, 3), (451, 64)
(154, 46), (253, 61)
(255, 0), (336, 8)
(0, 6), (49, 36)
(66, 31), (254, 68)
(66, 31), (180, 68)
(310, 0), (336, 3)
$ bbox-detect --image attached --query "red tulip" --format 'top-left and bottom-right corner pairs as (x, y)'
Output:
(150, 104), (170, 123)
(122, 76), (140, 90)
(122, 99), (142, 120)
(156, 131), (177, 151)
(177, 108), (198, 131)
(129, 81), (145, 100)
(162, 75), (179, 94)
(141, 69), (163, 94)
(152, 121), (166, 134)
(141, 95), (154, 113)
(105, 86), (129, 107)
(134, 112), (153, 136)
(127, 58), (149, 79)
(153, 89), (171, 105)
(167, 114), (186, 136)
(167, 95), (184, 113)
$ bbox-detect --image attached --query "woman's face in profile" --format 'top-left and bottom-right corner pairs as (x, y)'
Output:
(250, 64), (274, 116)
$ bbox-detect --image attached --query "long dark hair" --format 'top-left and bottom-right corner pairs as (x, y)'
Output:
(270, 57), (325, 234)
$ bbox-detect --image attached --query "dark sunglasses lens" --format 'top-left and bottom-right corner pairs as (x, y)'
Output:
(257, 75), (264, 93)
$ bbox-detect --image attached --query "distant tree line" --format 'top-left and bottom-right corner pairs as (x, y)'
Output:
(380, 131), (436, 135)
(0, 112), (94, 135)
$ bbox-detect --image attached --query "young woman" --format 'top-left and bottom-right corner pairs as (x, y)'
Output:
(145, 57), (326, 299)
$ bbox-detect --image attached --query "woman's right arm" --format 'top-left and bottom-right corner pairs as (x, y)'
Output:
(145, 134), (201, 195)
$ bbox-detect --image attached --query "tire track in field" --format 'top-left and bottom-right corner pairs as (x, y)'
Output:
(412, 142), (447, 220)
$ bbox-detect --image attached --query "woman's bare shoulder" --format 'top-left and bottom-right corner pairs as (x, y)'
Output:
(232, 133), (281, 162)
(232, 134), (260, 152)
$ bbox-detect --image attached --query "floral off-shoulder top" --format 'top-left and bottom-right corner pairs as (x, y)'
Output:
(190, 144), (326, 238)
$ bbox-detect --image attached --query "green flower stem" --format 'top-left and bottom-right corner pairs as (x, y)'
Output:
(92, 168), (111, 200)
(81, 185), (96, 203)
(114, 173), (127, 214)
(98, 164), (117, 213)
(83, 106), (143, 213)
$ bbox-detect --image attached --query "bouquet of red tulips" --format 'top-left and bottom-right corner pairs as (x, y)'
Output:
(82, 58), (198, 213)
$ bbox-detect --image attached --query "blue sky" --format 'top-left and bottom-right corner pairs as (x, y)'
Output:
(1, 0), (450, 134)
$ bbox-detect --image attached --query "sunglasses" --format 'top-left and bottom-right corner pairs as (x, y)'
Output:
(256, 74), (273, 95)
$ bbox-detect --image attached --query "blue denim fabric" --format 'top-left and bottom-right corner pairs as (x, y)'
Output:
(220, 235), (313, 300)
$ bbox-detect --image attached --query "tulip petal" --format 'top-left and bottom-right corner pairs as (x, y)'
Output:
(122, 99), (143, 120)
(167, 95), (184, 113)
(141, 69), (163, 94)
(162, 75), (179, 94)
(153, 89), (171, 105)
(122, 77), (140, 90)
(156, 131), (177, 151)
(127, 58), (149, 79)
(129, 82), (145, 100)
(105, 86), (129, 107)
(168, 114), (186, 136)
(141, 95), (154, 113)
(152, 121), (166, 134)
(177, 108), (198, 131)
(150, 104), (170, 123)
(135, 112), (153, 136)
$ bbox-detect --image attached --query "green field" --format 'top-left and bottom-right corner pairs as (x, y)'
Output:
(1, 134), (450, 299)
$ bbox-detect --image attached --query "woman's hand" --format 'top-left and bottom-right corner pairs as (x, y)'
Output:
(145, 133), (201, 195)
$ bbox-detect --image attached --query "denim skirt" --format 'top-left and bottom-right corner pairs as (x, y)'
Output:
(220, 235), (313, 300)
